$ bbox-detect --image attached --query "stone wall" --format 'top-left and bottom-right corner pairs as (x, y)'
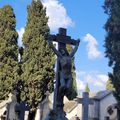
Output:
(99, 93), (117, 120)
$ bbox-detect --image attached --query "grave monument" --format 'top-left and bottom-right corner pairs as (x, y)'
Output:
(77, 92), (93, 120)
(46, 28), (80, 120)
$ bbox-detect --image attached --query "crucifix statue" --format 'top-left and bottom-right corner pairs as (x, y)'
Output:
(46, 28), (80, 119)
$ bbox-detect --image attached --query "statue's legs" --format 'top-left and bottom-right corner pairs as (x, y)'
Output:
(60, 73), (66, 89)
(48, 85), (68, 120)
(58, 82), (65, 111)
(66, 75), (72, 89)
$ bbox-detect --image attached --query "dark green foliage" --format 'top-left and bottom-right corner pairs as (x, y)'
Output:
(106, 78), (114, 90)
(21, 0), (55, 115)
(66, 45), (77, 100)
(0, 5), (19, 99)
(104, 0), (120, 108)
(85, 83), (90, 93)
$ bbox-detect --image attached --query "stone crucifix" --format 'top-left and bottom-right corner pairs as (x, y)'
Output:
(46, 28), (80, 114)
(77, 92), (93, 120)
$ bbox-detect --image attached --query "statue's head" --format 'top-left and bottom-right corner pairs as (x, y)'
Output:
(60, 49), (65, 55)
(60, 48), (69, 56)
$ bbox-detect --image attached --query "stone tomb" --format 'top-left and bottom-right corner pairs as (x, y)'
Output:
(0, 93), (29, 120)
(77, 92), (93, 120)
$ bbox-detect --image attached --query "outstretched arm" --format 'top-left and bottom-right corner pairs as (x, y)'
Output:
(47, 40), (62, 58)
(70, 39), (80, 58)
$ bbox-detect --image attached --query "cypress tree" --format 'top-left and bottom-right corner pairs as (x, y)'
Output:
(104, 0), (120, 110)
(85, 83), (90, 93)
(0, 5), (19, 100)
(21, 0), (55, 118)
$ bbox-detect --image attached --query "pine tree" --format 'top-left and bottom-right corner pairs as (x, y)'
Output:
(0, 5), (19, 100)
(85, 83), (90, 93)
(21, 0), (55, 118)
(66, 45), (77, 100)
(104, 0), (120, 110)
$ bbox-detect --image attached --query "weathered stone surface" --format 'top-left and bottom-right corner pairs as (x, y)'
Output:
(0, 93), (29, 120)
(48, 110), (68, 120)
(77, 92), (93, 120)
(46, 28), (80, 120)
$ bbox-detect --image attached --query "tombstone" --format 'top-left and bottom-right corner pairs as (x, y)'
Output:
(0, 111), (7, 120)
(6, 102), (28, 120)
(15, 102), (29, 120)
(35, 92), (51, 120)
(46, 28), (80, 120)
(77, 92), (93, 120)
(104, 116), (110, 120)
(6, 93), (19, 120)
(24, 111), (29, 120)
(6, 99), (29, 120)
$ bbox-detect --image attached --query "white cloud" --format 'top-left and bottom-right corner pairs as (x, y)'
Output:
(17, 1), (73, 46)
(77, 79), (85, 91)
(76, 71), (108, 92)
(86, 73), (108, 87)
(17, 0), (73, 46)
(94, 81), (104, 87)
(83, 33), (102, 60)
(76, 71), (85, 93)
(97, 74), (108, 83)
(42, 0), (74, 32)
(17, 27), (25, 47)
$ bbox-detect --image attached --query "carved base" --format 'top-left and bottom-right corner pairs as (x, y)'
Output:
(47, 109), (68, 120)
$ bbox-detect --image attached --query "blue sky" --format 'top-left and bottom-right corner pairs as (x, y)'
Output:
(0, 0), (111, 93)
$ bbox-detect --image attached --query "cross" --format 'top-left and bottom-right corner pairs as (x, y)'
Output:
(20, 102), (29, 120)
(77, 92), (93, 120)
(47, 28), (79, 111)
(48, 28), (77, 45)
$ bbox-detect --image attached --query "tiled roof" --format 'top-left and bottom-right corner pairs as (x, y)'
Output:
(77, 90), (113, 101)
(64, 100), (77, 113)
(93, 90), (113, 100)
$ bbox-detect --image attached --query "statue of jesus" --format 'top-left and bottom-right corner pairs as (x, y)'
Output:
(48, 40), (80, 96)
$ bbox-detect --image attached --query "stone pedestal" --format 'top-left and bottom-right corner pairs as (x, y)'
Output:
(47, 110), (68, 120)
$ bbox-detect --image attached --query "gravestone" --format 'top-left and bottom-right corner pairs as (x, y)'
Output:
(104, 116), (110, 120)
(24, 111), (29, 120)
(0, 93), (17, 119)
(6, 92), (19, 120)
(7, 102), (29, 120)
(15, 102), (29, 120)
(0, 111), (7, 120)
(6, 102), (29, 120)
(4, 93), (29, 120)
(46, 28), (80, 120)
(77, 92), (93, 120)
(35, 91), (51, 120)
